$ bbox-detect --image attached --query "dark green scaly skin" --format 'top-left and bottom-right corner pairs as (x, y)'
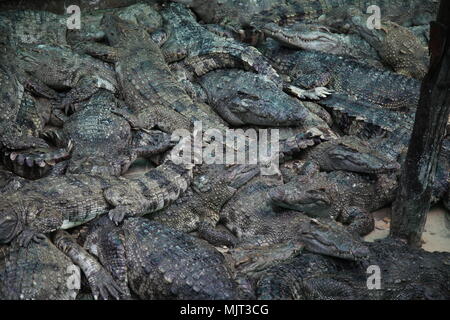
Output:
(258, 45), (445, 200)
(150, 163), (262, 248)
(0, 42), (71, 179)
(303, 136), (401, 174)
(1, 92), (71, 180)
(160, 3), (282, 86)
(0, 10), (68, 46)
(260, 41), (421, 145)
(84, 216), (238, 300)
(0, 238), (78, 300)
(16, 43), (118, 112)
(42, 90), (174, 177)
(0, 45), (52, 152)
(53, 230), (123, 300)
(280, 132), (405, 212)
(261, 22), (382, 67)
(88, 13), (229, 134)
(219, 175), (370, 259)
(255, 251), (348, 300)
(196, 69), (311, 126)
(314, 6), (429, 79)
(171, 0), (437, 39)
(269, 167), (398, 236)
(261, 42), (421, 111)
(172, 66), (333, 126)
(255, 238), (450, 300)
(0, 149), (194, 246)
(151, 132), (400, 244)
(66, 3), (163, 44)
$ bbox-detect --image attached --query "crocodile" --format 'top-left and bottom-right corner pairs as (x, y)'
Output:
(77, 13), (233, 134)
(261, 22), (383, 68)
(87, 12), (285, 169)
(150, 163), (261, 247)
(218, 174), (375, 247)
(0, 4), (162, 47)
(269, 164), (399, 235)
(261, 40), (421, 110)
(53, 230), (123, 300)
(315, 6), (429, 79)
(162, 3), (332, 101)
(1, 91), (72, 180)
(0, 237), (78, 300)
(255, 238), (450, 300)
(41, 90), (174, 177)
(0, 42), (74, 179)
(0, 9), (68, 46)
(260, 40), (420, 138)
(0, 42), (55, 152)
(15, 42), (118, 113)
(193, 69), (328, 127)
(170, 0), (438, 40)
(82, 216), (238, 299)
(0, 136), (194, 246)
(66, 3), (163, 44)
(151, 131), (398, 243)
(160, 2), (281, 84)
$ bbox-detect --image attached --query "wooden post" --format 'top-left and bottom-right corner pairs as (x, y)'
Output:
(390, 0), (450, 247)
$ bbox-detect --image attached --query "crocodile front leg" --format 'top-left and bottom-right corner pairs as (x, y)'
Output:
(53, 230), (122, 300)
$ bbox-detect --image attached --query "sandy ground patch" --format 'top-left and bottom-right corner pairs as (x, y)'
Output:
(365, 206), (450, 253)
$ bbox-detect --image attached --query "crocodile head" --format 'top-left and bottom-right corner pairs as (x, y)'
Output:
(262, 23), (341, 52)
(311, 137), (401, 174)
(299, 218), (369, 261)
(0, 203), (24, 244)
(269, 173), (333, 219)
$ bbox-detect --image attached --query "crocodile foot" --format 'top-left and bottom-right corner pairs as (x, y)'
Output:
(286, 85), (333, 100)
(88, 268), (122, 300)
(108, 207), (128, 226)
(17, 229), (46, 247)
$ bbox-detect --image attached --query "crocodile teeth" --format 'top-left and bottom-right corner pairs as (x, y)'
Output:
(10, 152), (18, 161)
(25, 157), (34, 167)
(35, 159), (46, 168)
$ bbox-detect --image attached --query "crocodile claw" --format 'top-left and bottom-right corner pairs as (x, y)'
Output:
(17, 229), (46, 247)
(108, 207), (127, 226)
(88, 269), (122, 300)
